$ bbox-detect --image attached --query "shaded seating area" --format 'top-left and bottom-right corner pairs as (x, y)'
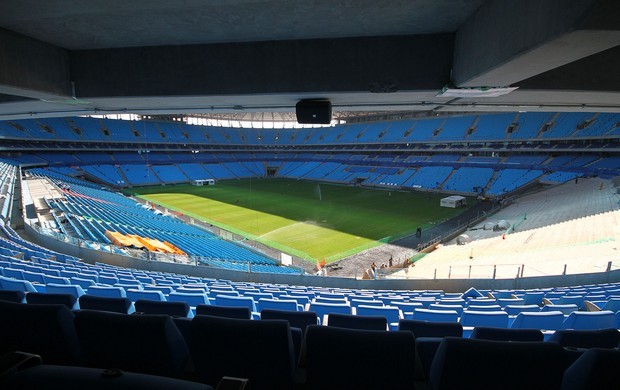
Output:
(260, 308), (319, 334)
(189, 315), (295, 390)
(0, 354), (213, 390)
(470, 326), (544, 342)
(303, 324), (416, 390)
(429, 337), (566, 389)
(25, 292), (78, 310)
(78, 294), (134, 314)
(135, 299), (192, 318)
(74, 310), (190, 378)
(0, 290), (619, 389)
(562, 348), (620, 390)
(195, 304), (251, 319)
(0, 301), (82, 365)
(1, 218), (620, 389)
(547, 328), (620, 349)
(0, 289), (26, 303)
(326, 312), (388, 331)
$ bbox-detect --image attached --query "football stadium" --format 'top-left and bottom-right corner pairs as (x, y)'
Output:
(0, 1), (619, 389)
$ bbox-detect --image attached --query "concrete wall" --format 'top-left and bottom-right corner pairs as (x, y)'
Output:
(70, 34), (454, 97)
(0, 28), (70, 99)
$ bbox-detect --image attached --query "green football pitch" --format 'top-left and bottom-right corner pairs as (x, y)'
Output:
(131, 179), (474, 262)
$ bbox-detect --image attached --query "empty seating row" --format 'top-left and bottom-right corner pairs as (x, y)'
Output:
(2, 113), (618, 145)
(1, 300), (617, 390)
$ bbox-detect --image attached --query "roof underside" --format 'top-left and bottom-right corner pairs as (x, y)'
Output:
(0, 0), (619, 121)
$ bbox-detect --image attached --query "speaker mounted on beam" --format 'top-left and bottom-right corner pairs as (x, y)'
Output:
(296, 99), (332, 124)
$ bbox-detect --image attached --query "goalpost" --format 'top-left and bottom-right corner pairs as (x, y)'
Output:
(191, 179), (215, 186)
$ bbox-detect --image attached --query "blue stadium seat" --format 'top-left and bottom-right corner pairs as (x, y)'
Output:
(195, 304), (251, 319)
(134, 299), (192, 318)
(0, 277), (38, 293)
(86, 285), (127, 298)
(256, 298), (301, 312)
(214, 295), (257, 314)
(143, 285), (174, 295)
(398, 319), (464, 338)
(497, 298), (525, 308)
(349, 298), (384, 308)
(306, 302), (352, 324)
(189, 315), (295, 390)
(429, 338), (566, 390)
(278, 294), (311, 306)
(560, 311), (616, 330)
(470, 326), (543, 342)
(411, 308), (459, 323)
(98, 275), (120, 285)
(504, 304), (541, 316)
(260, 308), (319, 334)
(312, 296), (348, 304)
(466, 298), (497, 307)
(562, 348), (620, 390)
(510, 311), (565, 331)
(541, 303), (578, 315)
(22, 271), (46, 284)
(168, 291), (210, 307)
(78, 295), (134, 314)
(326, 313), (387, 331)
(466, 304), (503, 312)
(0, 289), (26, 303)
(460, 311), (509, 337)
(69, 277), (95, 290)
(389, 301), (423, 318)
(0, 301), (82, 365)
(547, 328), (620, 349)
(42, 275), (71, 285)
(437, 298), (466, 306)
(126, 289), (167, 302)
(522, 291), (545, 306)
(429, 303), (465, 316)
(584, 297), (620, 312)
(45, 284), (85, 299)
(74, 310), (189, 378)
(26, 292), (78, 310)
(2, 268), (25, 280)
(303, 324), (416, 390)
(355, 305), (402, 330)
(242, 291), (274, 301)
(557, 295), (585, 307)
(400, 319), (465, 381)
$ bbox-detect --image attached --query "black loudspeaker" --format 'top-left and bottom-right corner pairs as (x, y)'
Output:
(296, 100), (332, 124)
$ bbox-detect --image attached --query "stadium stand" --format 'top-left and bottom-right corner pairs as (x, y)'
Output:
(403, 166), (453, 190)
(2, 1), (620, 386)
(468, 113), (515, 141)
(486, 169), (544, 196)
(442, 167), (494, 193)
(541, 112), (594, 138)
(433, 116), (475, 141)
(1, 198), (620, 387)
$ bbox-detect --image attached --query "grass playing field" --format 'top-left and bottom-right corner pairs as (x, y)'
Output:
(131, 179), (475, 262)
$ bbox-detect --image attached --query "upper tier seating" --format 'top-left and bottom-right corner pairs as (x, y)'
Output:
(1, 112), (615, 146)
